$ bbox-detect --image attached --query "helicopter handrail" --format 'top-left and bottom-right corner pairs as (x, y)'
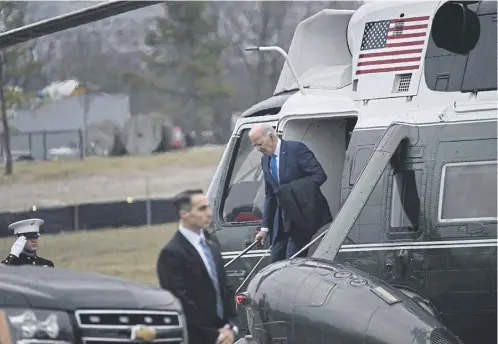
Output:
(235, 244), (273, 294)
(223, 239), (272, 294)
(290, 229), (328, 260)
(224, 240), (260, 269)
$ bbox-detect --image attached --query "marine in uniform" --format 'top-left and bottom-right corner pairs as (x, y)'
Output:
(1, 218), (55, 267)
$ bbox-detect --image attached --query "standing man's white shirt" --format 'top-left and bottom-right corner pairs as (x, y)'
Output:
(179, 225), (211, 270)
(260, 138), (281, 233)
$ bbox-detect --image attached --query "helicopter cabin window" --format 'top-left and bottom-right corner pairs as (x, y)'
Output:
(390, 169), (422, 232)
(438, 161), (497, 223)
(220, 128), (268, 223)
(349, 146), (375, 186)
(425, 1), (497, 92)
(341, 139), (425, 245)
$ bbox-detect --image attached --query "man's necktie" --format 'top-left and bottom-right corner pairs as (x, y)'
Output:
(199, 237), (224, 319)
(271, 154), (285, 231)
(271, 154), (279, 183)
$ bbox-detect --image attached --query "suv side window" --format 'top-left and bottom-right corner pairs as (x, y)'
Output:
(220, 128), (266, 223)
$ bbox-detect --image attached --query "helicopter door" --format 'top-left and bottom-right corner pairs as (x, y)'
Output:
(211, 120), (276, 336)
(211, 120), (276, 290)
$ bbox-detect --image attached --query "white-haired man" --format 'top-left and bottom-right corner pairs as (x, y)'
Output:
(249, 123), (332, 263)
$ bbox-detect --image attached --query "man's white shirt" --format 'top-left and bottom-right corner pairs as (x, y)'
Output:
(179, 225), (211, 270)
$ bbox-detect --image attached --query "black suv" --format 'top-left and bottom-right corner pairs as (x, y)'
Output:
(0, 265), (187, 344)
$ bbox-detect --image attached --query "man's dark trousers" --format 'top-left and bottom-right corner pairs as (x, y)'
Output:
(269, 213), (312, 263)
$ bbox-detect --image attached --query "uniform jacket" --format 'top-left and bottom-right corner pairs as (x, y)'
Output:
(1, 253), (54, 267)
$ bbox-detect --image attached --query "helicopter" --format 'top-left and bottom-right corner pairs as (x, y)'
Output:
(0, 1), (494, 343)
(204, 1), (497, 343)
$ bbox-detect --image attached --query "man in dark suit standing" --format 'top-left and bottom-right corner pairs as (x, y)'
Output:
(250, 123), (330, 263)
(156, 189), (238, 344)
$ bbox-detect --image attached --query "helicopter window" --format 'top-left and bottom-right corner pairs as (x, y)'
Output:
(220, 128), (267, 223)
(460, 10), (497, 92)
(342, 159), (394, 245)
(340, 137), (426, 246)
(349, 146), (375, 185)
(390, 169), (422, 232)
(438, 160), (497, 223)
(207, 136), (235, 206)
(424, 1), (497, 93)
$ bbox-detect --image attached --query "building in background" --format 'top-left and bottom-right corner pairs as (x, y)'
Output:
(4, 93), (130, 160)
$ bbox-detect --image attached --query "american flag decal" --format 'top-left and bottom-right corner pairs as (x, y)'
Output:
(356, 15), (430, 75)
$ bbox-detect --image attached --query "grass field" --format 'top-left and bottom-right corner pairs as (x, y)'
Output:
(0, 145), (224, 211)
(0, 146), (225, 278)
(0, 224), (178, 286)
(0, 145), (224, 183)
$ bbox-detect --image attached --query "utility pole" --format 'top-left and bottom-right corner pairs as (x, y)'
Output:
(82, 88), (90, 157)
(0, 50), (12, 175)
(79, 81), (99, 157)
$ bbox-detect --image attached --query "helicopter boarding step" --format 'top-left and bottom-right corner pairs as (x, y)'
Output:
(235, 335), (256, 344)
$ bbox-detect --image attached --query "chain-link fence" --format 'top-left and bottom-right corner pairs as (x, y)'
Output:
(0, 164), (217, 237)
(0, 198), (178, 237)
(0, 130), (84, 161)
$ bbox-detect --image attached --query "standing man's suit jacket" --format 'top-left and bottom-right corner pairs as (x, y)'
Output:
(156, 230), (238, 344)
(262, 139), (330, 240)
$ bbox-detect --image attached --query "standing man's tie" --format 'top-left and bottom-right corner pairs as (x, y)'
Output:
(200, 236), (224, 319)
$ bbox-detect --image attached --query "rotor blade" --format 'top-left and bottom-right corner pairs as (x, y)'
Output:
(0, 1), (164, 49)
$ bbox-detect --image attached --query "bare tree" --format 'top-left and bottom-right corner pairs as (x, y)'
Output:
(0, 2), (40, 175)
(215, 1), (362, 112)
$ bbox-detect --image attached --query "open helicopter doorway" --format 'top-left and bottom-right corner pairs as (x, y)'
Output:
(278, 115), (358, 219)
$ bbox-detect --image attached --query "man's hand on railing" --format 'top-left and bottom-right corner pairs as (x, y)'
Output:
(254, 230), (267, 245)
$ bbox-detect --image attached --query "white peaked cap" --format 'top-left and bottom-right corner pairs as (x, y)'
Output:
(9, 218), (44, 235)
